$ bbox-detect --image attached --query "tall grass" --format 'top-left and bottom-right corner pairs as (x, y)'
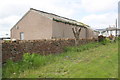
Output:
(3, 53), (56, 78)
(64, 42), (101, 52)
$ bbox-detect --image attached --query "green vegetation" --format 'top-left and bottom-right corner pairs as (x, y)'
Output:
(53, 18), (88, 27)
(3, 40), (118, 78)
(100, 37), (111, 45)
(4, 40), (11, 43)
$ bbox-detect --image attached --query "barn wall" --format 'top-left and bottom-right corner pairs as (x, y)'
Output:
(11, 10), (53, 40)
(52, 21), (96, 39)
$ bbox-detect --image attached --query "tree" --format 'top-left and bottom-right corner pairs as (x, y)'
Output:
(72, 27), (81, 46)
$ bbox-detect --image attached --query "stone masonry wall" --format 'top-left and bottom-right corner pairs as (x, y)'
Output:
(2, 39), (97, 62)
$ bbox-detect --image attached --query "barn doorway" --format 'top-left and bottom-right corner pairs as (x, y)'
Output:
(20, 32), (24, 40)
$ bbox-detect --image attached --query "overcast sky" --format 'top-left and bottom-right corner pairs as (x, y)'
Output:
(0, 0), (118, 37)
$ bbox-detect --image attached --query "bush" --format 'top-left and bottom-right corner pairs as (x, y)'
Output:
(100, 38), (111, 45)
(22, 53), (52, 68)
(98, 35), (105, 42)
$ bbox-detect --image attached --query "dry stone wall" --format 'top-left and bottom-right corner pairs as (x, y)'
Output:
(2, 39), (97, 62)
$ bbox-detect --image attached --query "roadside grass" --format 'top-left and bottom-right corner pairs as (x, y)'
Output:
(2, 40), (118, 78)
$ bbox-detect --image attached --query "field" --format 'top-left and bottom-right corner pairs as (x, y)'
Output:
(3, 41), (118, 78)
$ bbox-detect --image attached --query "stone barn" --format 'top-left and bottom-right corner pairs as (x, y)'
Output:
(11, 8), (98, 40)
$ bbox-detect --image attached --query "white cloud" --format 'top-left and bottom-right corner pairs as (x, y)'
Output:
(0, 0), (75, 17)
(0, 15), (20, 37)
(81, 0), (118, 12)
(81, 13), (117, 29)
(0, 16), (20, 25)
